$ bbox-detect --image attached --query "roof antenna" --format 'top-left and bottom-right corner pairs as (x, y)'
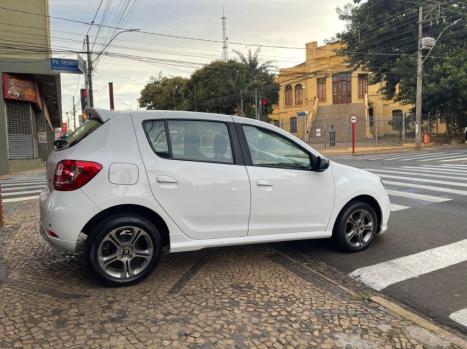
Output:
(221, 6), (228, 61)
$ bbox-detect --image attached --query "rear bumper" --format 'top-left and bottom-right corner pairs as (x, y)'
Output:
(39, 188), (98, 252)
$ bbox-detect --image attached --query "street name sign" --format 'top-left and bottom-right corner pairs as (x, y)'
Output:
(50, 58), (82, 74)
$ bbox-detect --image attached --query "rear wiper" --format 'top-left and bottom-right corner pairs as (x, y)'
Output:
(53, 139), (68, 149)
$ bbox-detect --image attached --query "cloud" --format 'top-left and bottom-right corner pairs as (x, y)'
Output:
(50, 0), (347, 113)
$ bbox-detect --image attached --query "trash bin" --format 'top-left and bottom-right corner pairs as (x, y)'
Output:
(329, 128), (336, 147)
(423, 134), (430, 144)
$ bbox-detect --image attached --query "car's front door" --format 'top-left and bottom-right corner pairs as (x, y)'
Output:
(239, 124), (334, 236)
(138, 116), (250, 240)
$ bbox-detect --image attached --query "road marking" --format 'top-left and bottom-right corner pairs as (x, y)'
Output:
(3, 196), (39, 203)
(418, 153), (463, 162)
(365, 168), (467, 181)
(382, 180), (467, 196)
(2, 185), (46, 192)
(2, 190), (43, 197)
(385, 189), (451, 203)
(390, 204), (410, 212)
(377, 174), (467, 188)
(384, 152), (446, 161)
(402, 166), (467, 174)
(442, 164), (467, 167)
(449, 308), (467, 328)
(440, 157), (467, 162)
(396, 167), (467, 177)
(349, 239), (467, 291)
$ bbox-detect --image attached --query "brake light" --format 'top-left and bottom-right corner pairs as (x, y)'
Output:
(53, 160), (102, 191)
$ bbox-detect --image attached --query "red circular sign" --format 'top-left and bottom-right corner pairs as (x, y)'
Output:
(350, 115), (358, 124)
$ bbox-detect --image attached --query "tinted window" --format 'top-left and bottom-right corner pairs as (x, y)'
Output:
(143, 120), (169, 158)
(168, 120), (233, 164)
(243, 125), (311, 170)
(60, 119), (102, 149)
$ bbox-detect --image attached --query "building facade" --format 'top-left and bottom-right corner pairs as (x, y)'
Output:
(271, 41), (413, 144)
(0, 0), (61, 175)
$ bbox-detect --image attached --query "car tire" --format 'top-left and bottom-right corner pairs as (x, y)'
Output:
(333, 201), (378, 252)
(84, 214), (162, 287)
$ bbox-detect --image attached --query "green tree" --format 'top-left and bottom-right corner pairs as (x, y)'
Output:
(139, 50), (279, 119)
(139, 74), (190, 110)
(337, 0), (467, 129)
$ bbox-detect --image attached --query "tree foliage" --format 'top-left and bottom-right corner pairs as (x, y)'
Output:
(139, 49), (279, 119)
(337, 0), (467, 127)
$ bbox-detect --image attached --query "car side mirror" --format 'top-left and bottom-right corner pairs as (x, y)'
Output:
(314, 156), (330, 172)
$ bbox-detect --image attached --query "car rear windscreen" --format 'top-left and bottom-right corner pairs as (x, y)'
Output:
(57, 119), (102, 150)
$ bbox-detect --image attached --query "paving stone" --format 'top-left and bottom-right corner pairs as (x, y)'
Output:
(0, 201), (464, 348)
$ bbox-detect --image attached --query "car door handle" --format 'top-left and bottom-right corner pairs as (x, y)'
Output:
(156, 175), (177, 184)
(256, 179), (272, 187)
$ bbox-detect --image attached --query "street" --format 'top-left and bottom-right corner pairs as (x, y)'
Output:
(322, 147), (467, 332)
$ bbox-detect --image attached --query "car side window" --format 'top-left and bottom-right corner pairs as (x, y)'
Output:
(143, 120), (170, 158)
(167, 120), (234, 164)
(242, 125), (311, 170)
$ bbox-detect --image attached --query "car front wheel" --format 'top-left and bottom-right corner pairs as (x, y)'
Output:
(84, 214), (162, 286)
(334, 201), (378, 252)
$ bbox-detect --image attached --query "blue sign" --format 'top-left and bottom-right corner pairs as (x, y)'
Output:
(50, 58), (82, 74)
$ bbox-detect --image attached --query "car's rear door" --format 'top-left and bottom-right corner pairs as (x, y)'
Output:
(236, 121), (334, 236)
(134, 113), (250, 240)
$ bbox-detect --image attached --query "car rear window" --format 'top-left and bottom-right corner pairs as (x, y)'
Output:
(57, 119), (102, 150)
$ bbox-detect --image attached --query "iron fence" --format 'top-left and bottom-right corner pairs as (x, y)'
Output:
(276, 113), (465, 150)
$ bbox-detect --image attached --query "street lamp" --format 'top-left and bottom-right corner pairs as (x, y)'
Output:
(93, 28), (140, 62)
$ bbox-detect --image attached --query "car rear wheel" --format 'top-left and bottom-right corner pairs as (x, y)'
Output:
(333, 201), (378, 252)
(84, 214), (162, 286)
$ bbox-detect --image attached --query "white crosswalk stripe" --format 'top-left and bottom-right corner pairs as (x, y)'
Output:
(385, 189), (451, 203)
(449, 308), (467, 328)
(390, 204), (409, 212)
(1, 176), (47, 203)
(365, 168), (467, 181)
(349, 239), (467, 291)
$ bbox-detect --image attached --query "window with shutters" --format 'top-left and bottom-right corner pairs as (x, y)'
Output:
(317, 78), (326, 101)
(285, 84), (293, 106)
(358, 74), (368, 98)
(294, 84), (303, 105)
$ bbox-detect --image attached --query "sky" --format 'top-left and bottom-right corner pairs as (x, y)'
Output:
(49, 0), (349, 122)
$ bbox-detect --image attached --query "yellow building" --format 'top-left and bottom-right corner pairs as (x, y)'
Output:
(271, 41), (413, 144)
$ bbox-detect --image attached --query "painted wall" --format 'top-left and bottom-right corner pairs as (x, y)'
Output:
(0, 0), (51, 61)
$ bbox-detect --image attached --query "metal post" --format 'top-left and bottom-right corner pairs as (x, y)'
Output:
(0, 184), (3, 227)
(375, 114), (378, 145)
(109, 82), (114, 111)
(402, 113), (406, 147)
(86, 34), (94, 108)
(255, 88), (258, 120)
(352, 122), (356, 156)
(415, 6), (423, 150)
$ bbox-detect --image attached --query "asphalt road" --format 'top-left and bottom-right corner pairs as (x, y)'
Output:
(309, 147), (467, 332)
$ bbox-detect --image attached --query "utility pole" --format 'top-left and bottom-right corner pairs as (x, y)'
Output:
(221, 7), (228, 61)
(72, 96), (76, 130)
(255, 88), (259, 120)
(86, 34), (94, 107)
(108, 82), (114, 110)
(415, 6), (423, 150)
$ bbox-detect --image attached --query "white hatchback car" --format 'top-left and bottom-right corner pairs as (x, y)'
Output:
(40, 109), (390, 286)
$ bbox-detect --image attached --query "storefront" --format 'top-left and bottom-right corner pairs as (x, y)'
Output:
(0, 59), (61, 175)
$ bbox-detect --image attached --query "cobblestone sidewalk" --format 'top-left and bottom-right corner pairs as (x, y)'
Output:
(0, 201), (465, 349)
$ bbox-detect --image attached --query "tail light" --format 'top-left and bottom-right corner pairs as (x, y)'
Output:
(53, 160), (102, 191)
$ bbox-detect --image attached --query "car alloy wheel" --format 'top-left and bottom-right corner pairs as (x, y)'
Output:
(344, 209), (374, 248)
(97, 226), (154, 280)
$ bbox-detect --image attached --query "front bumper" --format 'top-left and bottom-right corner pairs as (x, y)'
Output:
(39, 188), (98, 252)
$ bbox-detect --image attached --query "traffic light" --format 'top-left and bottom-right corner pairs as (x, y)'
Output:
(80, 88), (89, 114)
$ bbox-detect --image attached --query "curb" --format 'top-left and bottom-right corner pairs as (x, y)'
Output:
(370, 296), (467, 349)
(274, 249), (467, 348)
